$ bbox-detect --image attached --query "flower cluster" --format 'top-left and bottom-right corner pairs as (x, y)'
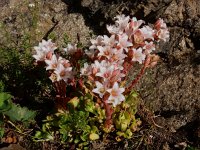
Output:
(33, 14), (169, 129)
(33, 40), (75, 84)
(81, 15), (169, 107)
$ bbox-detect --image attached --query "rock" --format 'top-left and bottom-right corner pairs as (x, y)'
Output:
(52, 13), (92, 46)
(0, 0), (9, 7)
(0, 144), (25, 150)
(0, 0), (92, 49)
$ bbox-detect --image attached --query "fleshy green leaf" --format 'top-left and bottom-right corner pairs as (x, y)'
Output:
(0, 92), (12, 112)
(4, 103), (36, 122)
(89, 133), (99, 140)
(0, 127), (4, 138)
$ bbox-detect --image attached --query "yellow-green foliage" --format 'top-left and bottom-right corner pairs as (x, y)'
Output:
(33, 91), (141, 148)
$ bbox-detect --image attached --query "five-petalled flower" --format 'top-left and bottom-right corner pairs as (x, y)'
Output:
(107, 82), (125, 107)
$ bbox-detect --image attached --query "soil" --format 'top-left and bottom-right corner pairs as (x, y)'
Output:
(0, 0), (199, 149)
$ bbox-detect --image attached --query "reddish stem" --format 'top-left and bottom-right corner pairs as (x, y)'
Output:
(103, 95), (113, 129)
(54, 80), (68, 110)
(125, 56), (150, 94)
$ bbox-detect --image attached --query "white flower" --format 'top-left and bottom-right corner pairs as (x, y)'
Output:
(63, 44), (78, 55)
(102, 35), (116, 47)
(45, 54), (62, 70)
(91, 60), (111, 75)
(92, 60), (101, 71)
(96, 65), (115, 80)
(110, 49), (126, 66)
(89, 36), (104, 50)
(156, 29), (170, 42)
(80, 63), (92, 76)
(143, 41), (155, 54)
(34, 39), (57, 53)
(33, 50), (47, 62)
(117, 34), (133, 52)
(92, 81), (107, 98)
(115, 14), (130, 31)
(106, 25), (120, 34)
(107, 82), (125, 107)
(131, 48), (146, 64)
(140, 26), (155, 40)
(107, 14), (130, 35)
(33, 39), (57, 61)
(97, 46), (115, 59)
(54, 64), (72, 82)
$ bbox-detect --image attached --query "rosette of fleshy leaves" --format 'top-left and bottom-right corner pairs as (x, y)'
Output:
(80, 14), (169, 127)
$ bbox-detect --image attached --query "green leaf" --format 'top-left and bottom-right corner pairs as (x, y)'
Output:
(4, 103), (36, 122)
(80, 132), (89, 142)
(0, 127), (4, 138)
(0, 92), (12, 112)
(34, 131), (54, 141)
(68, 97), (80, 108)
(89, 133), (99, 140)
(0, 81), (5, 92)
(85, 100), (95, 114)
(124, 129), (133, 139)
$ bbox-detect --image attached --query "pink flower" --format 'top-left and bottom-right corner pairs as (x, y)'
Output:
(130, 17), (144, 32)
(60, 59), (71, 68)
(125, 17), (144, 37)
(107, 82), (125, 107)
(154, 18), (167, 30)
(154, 18), (169, 42)
(131, 48), (146, 64)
